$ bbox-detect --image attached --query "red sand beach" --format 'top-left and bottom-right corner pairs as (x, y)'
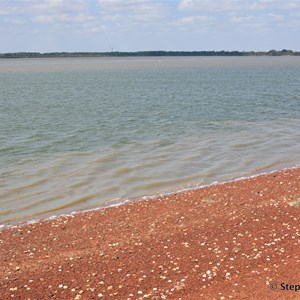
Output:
(1, 168), (300, 300)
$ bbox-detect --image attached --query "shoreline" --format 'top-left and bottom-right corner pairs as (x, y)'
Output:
(1, 166), (298, 229)
(1, 50), (300, 59)
(1, 167), (299, 299)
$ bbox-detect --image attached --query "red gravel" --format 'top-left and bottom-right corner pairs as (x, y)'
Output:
(0, 168), (300, 300)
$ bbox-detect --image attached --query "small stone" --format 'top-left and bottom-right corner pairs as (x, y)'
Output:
(98, 294), (104, 298)
(13, 231), (23, 236)
(48, 291), (54, 297)
(175, 285), (184, 291)
(74, 295), (82, 300)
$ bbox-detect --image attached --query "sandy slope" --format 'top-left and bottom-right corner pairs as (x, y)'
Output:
(0, 168), (299, 299)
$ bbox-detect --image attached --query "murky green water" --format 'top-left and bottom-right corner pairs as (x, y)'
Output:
(1, 56), (300, 224)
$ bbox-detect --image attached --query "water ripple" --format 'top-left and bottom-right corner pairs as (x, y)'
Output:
(1, 57), (300, 224)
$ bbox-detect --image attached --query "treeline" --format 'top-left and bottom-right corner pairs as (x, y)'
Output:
(0, 49), (299, 58)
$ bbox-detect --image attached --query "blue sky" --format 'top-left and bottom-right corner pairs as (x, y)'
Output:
(1, 0), (300, 52)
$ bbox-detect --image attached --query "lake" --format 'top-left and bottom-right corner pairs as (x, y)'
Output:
(1, 56), (300, 225)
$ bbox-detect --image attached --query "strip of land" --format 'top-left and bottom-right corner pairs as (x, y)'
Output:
(0, 168), (299, 299)
(1, 49), (300, 58)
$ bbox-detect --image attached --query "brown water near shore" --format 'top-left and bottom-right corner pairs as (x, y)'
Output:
(0, 167), (300, 299)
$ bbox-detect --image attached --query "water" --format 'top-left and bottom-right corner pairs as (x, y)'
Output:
(1, 56), (300, 225)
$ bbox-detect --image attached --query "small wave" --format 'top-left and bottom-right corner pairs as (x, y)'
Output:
(2, 165), (299, 230)
(113, 167), (133, 175)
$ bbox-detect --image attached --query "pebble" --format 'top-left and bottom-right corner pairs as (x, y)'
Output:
(48, 292), (54, 297)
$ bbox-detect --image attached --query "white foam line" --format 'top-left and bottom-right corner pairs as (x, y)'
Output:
(140, 165), (300, 198)
(1, 165), (299, 231)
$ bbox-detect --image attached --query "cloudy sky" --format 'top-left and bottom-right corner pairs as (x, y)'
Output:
(1, 0), (300, 53)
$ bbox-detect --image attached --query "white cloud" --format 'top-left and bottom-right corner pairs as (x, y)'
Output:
(177, 0), (298, 34)
(180, 16), (211, 25)
(99, 0), (147, 10)
(24, 0), (106, 34)
(172, 15), (214, 27)
(230, 13), (284, 24)
(0, 0), (299, 52)
(0, 0), (93, 26)
(230, 15), (252, 24)
(170, 15), (214, 33)
(178, 0), (300, 11)
(178, 0), (250, 11)
(33, 12), (95, 24)
(267, 13), (284, 22)
(229, 12), (287, 34)
(259, 0), (300, 10)
(98, 0), (168, 23)
(0, 3), (19, 15)
(98, 0), (165, 12)
(3, 1), (102, 38)
(29, 0), (91, 23)
(29, 0), (88, 14)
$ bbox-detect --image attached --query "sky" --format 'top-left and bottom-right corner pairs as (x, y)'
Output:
(1, 0), (300, 53)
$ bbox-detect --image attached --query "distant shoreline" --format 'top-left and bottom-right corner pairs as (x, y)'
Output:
(1, 49), (300, 58)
